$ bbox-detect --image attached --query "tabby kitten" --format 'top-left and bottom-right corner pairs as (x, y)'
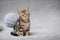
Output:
(13, 7), (30, 36)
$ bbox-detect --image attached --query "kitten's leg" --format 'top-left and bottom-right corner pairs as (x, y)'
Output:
(26, 29), (30, 36)
(18, 28), (23, 36)
(23, 31), (26, 36)
(26, 26), (30, 36)
(26, 31), (30, 36)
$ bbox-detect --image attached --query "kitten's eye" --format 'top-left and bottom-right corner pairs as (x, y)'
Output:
(24, 13), (25, 14)
(22, 14), (24, 16)
(25, 14), (28, 15)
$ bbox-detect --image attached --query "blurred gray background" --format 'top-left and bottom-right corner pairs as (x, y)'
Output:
(0, 0), (60, 40)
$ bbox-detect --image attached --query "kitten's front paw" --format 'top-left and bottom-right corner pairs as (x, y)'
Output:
(26, 31), (30, 36)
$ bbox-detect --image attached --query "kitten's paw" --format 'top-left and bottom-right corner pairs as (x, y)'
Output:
(26, 31), (30, 36)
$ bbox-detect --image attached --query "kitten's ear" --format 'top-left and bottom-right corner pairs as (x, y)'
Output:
(17, 9), (21, 14)
(26, 5), (29, 10)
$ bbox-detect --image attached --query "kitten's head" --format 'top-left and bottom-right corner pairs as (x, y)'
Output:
(17, 6), (30, 20)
